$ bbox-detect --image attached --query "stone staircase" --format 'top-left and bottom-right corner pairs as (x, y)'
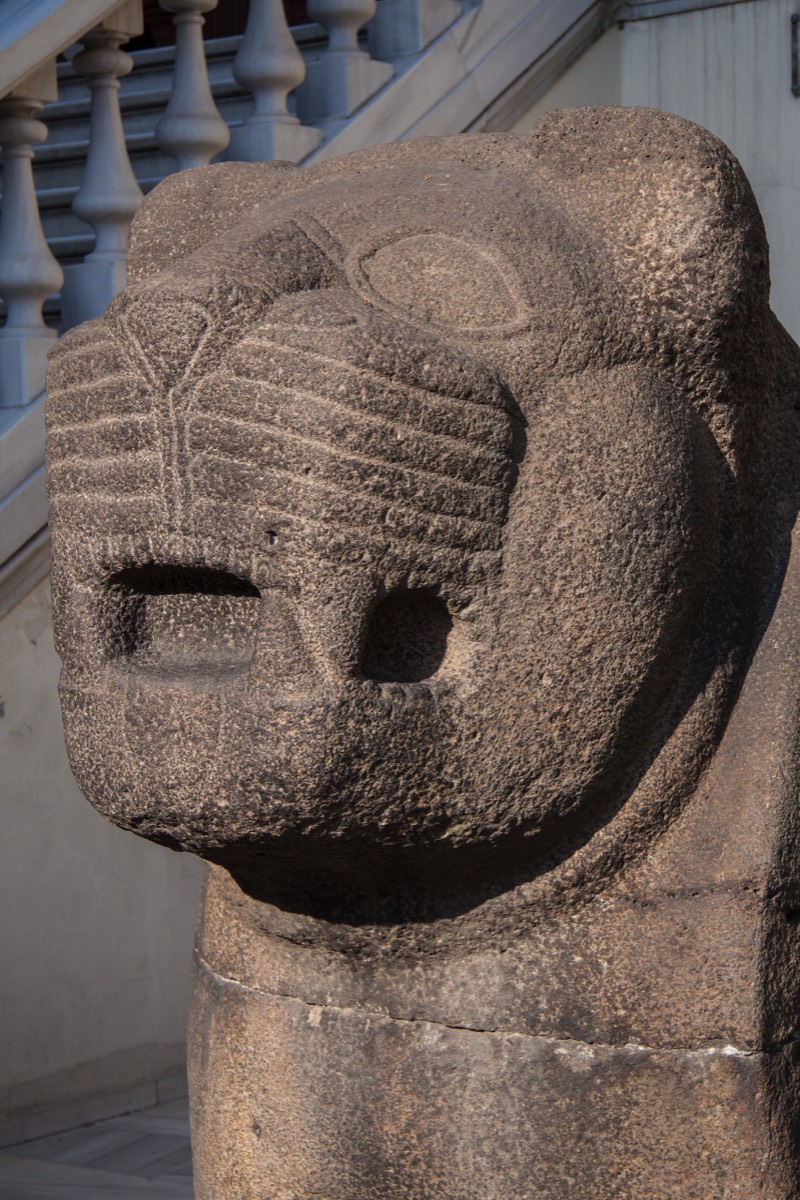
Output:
(37, 28), (325, 277)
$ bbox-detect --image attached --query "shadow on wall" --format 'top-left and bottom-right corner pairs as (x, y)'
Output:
(0, 576), (202, 1145)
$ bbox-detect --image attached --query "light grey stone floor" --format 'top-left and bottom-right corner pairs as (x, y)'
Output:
(0, 1097), (193, 1198)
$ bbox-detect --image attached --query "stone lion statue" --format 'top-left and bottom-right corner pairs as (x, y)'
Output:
(47, 107), (800, 1198)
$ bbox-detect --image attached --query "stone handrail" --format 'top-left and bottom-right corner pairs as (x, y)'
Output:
(0, 0), (142, 100)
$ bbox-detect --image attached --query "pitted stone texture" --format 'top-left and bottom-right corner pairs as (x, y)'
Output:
(189, 960), (800, 1200)
(47, 107), (800, 1198)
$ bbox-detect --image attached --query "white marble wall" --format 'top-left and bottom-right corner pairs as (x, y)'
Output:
(0, 578), (202, 1145)
(512, 0), (800, 346)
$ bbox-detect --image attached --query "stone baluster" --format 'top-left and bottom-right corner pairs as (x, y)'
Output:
(368, 0), (461, 61)
(155, 0), (230, 170)
(295, 0), (393, 124)
(60, 1), (145, 332)
(226, 0), (322, 163)
(0, 63), (63, 407)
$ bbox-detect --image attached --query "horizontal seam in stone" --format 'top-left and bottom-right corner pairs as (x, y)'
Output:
(196, 956), (795, 1058)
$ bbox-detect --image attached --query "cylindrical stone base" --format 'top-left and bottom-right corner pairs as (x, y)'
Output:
(188, 876), (800, 1200)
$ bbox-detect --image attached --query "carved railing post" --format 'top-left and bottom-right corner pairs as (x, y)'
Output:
(155, 0), (230, 170)
(368, 0), (460, 60)
(226, 0), (322, 163)
(0, 63), (62, 407)
(295, 0), (393, 124)
(60, 1), (145, 331)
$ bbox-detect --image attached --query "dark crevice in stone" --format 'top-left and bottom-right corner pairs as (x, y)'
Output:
(360, 590), (452, 683)
(102, 563), (262, 675)
(198, 957), (800, 1058)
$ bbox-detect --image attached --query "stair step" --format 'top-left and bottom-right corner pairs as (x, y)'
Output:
(40, 93), (257, 149)
(37, 175), (163, 213)
(45, 75), (248, 128)
(20, 20), (360, 330)
(41, 125), (159, 160)
(49, 54), (246, 119)
(46, 233), (94, 260)
(51, 27), (324, 104)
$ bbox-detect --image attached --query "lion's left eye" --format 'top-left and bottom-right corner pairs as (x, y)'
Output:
(350, 233), (525, 333)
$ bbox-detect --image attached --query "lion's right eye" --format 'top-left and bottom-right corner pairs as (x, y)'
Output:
(360, 589), (455, 684)
(101, 564), (261, 678)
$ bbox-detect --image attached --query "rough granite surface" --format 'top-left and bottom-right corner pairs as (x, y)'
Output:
(47, 107), (800, 1198)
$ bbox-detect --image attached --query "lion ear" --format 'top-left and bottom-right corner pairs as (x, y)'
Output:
(526, 106), (770, 399)
(127, 160), (298, 283)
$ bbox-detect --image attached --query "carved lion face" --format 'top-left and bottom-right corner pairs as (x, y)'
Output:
(47, 114), (772, 909)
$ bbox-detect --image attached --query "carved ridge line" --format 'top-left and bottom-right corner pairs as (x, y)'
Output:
(49, 371), (144, 393)
(189, 411), (510, 490)
(47, 488), (497, 547)
(48, 409), (153, 430)
(48, 458), (501, 540)
(238, 339), (509, 412)
(194, 438), (505, 500)
(190, 416), (507, 494)
(187, 501), (502, 551)
(49, 453), (506, 534)
(216, 375), (510, 463)
(196, 958), (771, 1058)
(115, 304), (215, 529)
(48, 414), (155, 436)
(117, 306), (211, 392)
(49, 452), (160, 468)
(221, 388), (510, 455)
(193, 454), (504, 530)
(49, 492), (163, 505)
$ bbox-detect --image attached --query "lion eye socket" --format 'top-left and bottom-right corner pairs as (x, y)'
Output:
(355, 233), (523, 331)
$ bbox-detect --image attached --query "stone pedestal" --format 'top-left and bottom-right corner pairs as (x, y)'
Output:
(60, 258), (129, 332)
(225, 116), (322, 165)
(368, 0), (461, 59)
(0, 332), (55, 406)
(295, 50), (393, 122)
